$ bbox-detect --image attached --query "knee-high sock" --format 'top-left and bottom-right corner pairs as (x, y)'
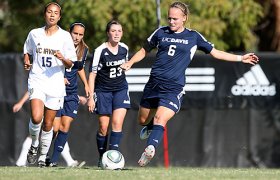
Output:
(109, 131), (123, 151)
(146, 118), (154, 130)
(96, 133), (108, 158)
(38, 128), (53, 162)
(16, 136), (32, 166)
(51, 130), (68, 164)
(147, 125), (164, 148)
(28, 118), (42, 147)
(61, 141), (75, 166)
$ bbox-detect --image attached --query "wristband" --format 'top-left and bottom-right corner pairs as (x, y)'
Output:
(237, 55), (242, 62)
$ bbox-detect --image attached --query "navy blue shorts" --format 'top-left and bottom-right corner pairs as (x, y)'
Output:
(95, 88), (131, 115)
(140, 80), (185, 113)
(56, 94), (79, 119)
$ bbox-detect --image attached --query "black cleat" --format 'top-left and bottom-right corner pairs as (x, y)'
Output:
(48, 162), (58, 167)
(27, 145), (39, 164)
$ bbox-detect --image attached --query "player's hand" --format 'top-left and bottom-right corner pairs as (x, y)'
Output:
(241, 53), (259, 65)
(13, 103), (22, 113)
(64, 78), (70, 85)
(24, 59), (32, 70)
(79, 96), (88, 105)
(120, 62), (133, 71)
(87, 98), (95, 113)
(54, 50), (65, 62)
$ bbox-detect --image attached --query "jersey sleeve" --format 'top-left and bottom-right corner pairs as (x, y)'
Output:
(23, 32), (33, 55)
(143, 28), (161, 52)
(63, 32), (78, 62)
(90, 46), (103, 73)
(196, 31), (214, 54)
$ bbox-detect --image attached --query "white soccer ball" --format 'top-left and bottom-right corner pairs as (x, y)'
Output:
(101, 150), (125, 170)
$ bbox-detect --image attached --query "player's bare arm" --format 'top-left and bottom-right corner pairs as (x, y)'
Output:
(210, 48), (259, 65)
(121, 47), (147, 71)
(87, 72), (96, 113)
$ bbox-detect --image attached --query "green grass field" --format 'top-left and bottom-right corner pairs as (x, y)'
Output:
(1, 166), (280, 180)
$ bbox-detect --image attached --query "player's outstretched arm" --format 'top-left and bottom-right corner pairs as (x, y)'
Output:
(210, 48), (259, 65)
(121, 48), (147, 71)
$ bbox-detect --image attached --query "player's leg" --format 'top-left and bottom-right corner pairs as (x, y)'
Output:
(138, 106), (175, 167)
(109, 89), (130, 151)
(96, 115), (110, 160)
(50, 116), (73, 166)
(16, 136), (32, 166)
(38, 108), (56, 167)
(94, 91), (112, 166)
(27, 97), (44, 164)
(45, 116), (61, 166)
(38, 95), (63, 167)
(109, 108), (127, 151)
(138, 106), (156, 140)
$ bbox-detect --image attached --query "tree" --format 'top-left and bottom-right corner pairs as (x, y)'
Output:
(255, 0), (280, 51)
(0, 0), (264, 53)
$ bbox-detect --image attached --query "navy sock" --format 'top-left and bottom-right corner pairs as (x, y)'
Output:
(109, 131), (123, 151)
(146, 118), (154, 130)
(51, 130), (68, 163)
(147, 125), (164, 148)
(96, 133), (108, 158)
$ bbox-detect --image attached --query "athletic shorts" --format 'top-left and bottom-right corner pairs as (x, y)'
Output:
(140, 80), (185, 113)
(95, 88), (131, 115)
(28, 88), (64, 110)
(56, 94), (79, 119)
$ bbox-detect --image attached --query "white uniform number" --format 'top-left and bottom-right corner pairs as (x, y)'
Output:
(168, 45), (176, 56)
(110, 67), (122, 78)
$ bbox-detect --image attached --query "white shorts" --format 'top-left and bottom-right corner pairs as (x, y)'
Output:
(28, 88), (64, 110)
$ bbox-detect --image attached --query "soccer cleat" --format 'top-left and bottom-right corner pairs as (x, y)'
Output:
(138, 145), (155, 167)
(139, 126), (152, 140)
(27, 145), (39, 164)
(45, 155), (51, 167)
(48, 162), (58, 167)
(97, 158), (102, 168)
(38, 160), (46, 168)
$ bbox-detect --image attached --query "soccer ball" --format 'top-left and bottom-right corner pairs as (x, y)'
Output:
(101, 150), (125, 170)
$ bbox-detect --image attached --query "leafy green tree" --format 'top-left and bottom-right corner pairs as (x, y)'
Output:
(0, 0), (263, 53)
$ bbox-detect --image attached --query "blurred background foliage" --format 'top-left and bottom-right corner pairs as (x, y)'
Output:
(0, 0), (278, 53)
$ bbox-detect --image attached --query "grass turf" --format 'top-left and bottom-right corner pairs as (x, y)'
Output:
(1, 166), (280, 180)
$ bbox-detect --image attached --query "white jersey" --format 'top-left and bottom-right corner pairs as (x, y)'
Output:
(24, 26), (77, 97)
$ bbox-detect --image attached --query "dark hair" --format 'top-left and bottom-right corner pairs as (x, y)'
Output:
(70, 22), (86, 33)
(170, 1), (189, 16)
(69, 22), (89, 61)
(106, 20), (121, 33)
(44, 2), (62, 15)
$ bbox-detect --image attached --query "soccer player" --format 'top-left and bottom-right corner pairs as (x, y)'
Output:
(24, 2), (77, 167)
(87, 20), (130, 167)
(120, 1), (259, 167)
(48, 22), (89, 167)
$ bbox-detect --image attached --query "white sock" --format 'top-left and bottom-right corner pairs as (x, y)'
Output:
(61, 141), (75, 166)
(29, 118), (42, 147)
(16, 136), (32, 166)
(38, 128), (53, 162)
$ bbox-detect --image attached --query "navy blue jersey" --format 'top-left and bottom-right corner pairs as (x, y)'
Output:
(144, 26), (213, 87)
(65, 48), (88, 95)
(90, 42), (129, 92)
